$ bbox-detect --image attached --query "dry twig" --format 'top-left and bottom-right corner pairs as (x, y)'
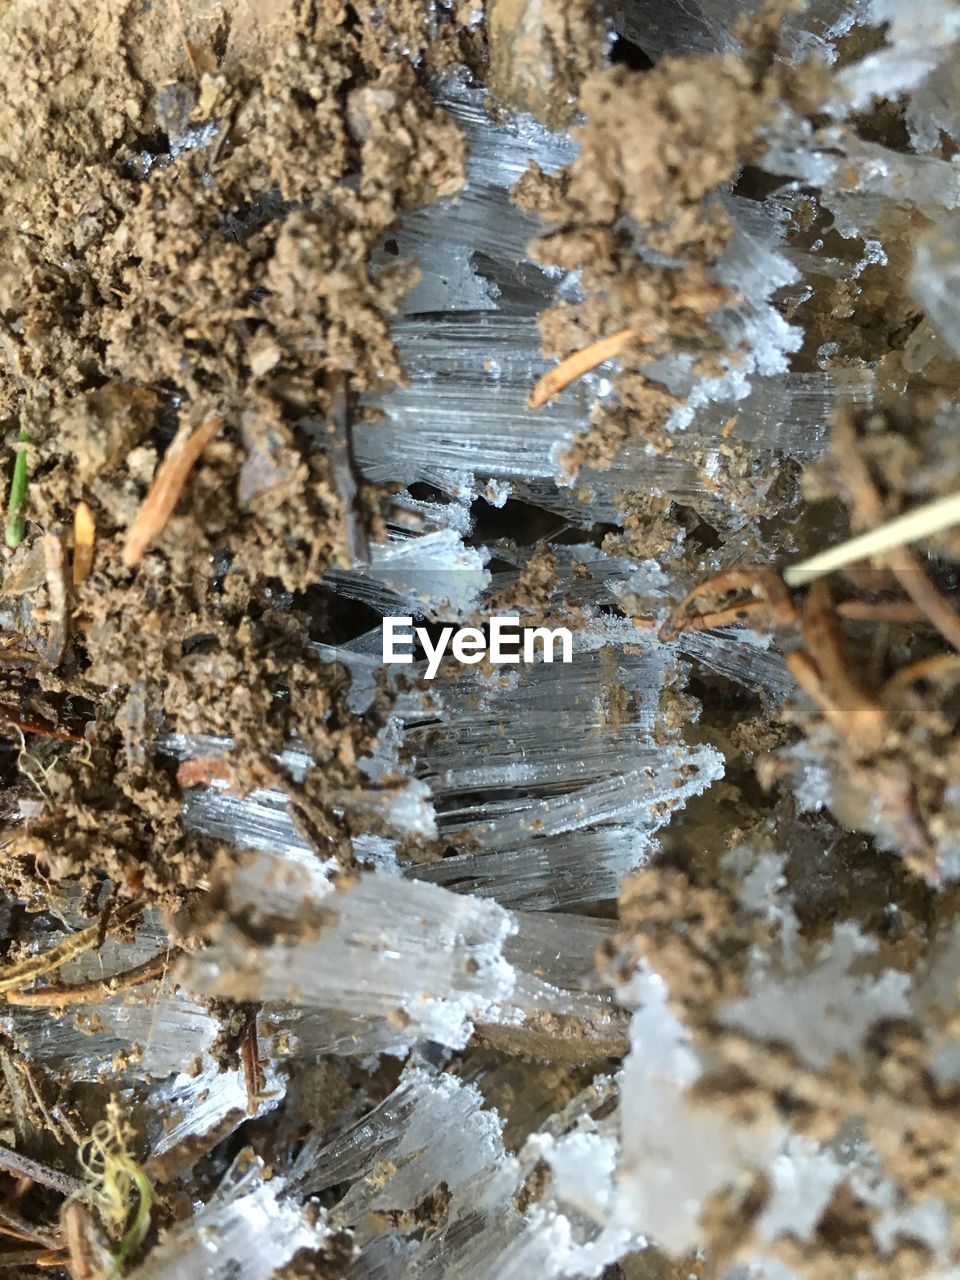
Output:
(0, 1144), (82, 1198)
(240, 1016), (264, 1117)
(122, 416), (222, 567)
(528, 328), (645, 409)
(0, 708), (84, 743)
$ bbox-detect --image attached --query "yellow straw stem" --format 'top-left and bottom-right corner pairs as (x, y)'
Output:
(784, 490), (960, 587)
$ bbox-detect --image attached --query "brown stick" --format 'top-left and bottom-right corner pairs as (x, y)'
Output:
(327, 371), (369, 569)
(0, 709), (85, 743)
(0, 1204), (61, 1250)
(528, 328), (643, 409)
(0, 1145), (82, 1197)
(835, 599), (925, 623)
(6, 951), (176, 1008)
(122, 416), (222, 567)
(240, 1016), (263, 1117)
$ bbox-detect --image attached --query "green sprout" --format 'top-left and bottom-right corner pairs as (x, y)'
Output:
(79, 1098), (154, 1278)
(5, 426), (29, 549)
(106, 1160), (153, 1279)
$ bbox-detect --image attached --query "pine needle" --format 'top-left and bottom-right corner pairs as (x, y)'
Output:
(784, 490), (960, 587)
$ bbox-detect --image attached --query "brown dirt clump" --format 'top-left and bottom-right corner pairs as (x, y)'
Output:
(487, 0), (605, 128)
(0, 0), (469, 902)
(513, 11), (830, 471)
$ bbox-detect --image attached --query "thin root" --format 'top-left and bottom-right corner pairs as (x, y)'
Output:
(6, 951), (177, 1008)
(794, 578), (887, 757)
(18, 1061), (66, 1147)
(805, 416), (960, 650)
(835, 599), (925, 624)
(885, 652), (960, 693)
(887, 546), (960, 652)
(0, 901), (142, 996)
(663, 598), (774, 635)
(659, 567), (797, 641)
(0, 1204), (61, 1250)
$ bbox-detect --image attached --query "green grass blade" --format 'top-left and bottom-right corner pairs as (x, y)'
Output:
(5, 428), (29, 549)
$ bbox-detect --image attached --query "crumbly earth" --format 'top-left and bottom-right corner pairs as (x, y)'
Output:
(0, 0), (471, 903)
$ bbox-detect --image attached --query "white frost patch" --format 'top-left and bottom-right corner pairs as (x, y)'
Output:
(720, 924), (912, 1070)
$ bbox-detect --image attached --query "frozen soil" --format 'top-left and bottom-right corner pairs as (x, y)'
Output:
(0, 1), (959, 1278)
